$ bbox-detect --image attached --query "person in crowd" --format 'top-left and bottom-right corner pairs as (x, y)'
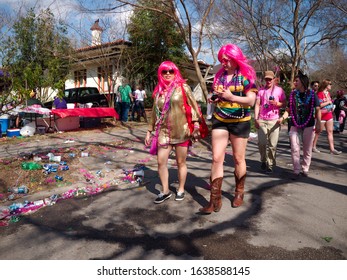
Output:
(118, 80), (133, 123)
(130, 87), (138, 121)
(312, 79), (341, 155)
(333, 90), (347, 133)
(281, 71), (322, 177)
(26, 89), (43, 107)
(144, 61), (202, 204)
(52, 93), (67, 109)
(15, 89), (44, 128)
(254, 70), (286, 173)
(114, 85), (122, 118)
(206, 91), (215, 121)
(310, 81), (319, 93)
(133, 85), (147, 122)
(199, 44), (258, 214)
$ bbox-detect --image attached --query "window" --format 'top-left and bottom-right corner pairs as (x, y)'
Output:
(98, 66), (113, 93)
(74, 70), (87, 87)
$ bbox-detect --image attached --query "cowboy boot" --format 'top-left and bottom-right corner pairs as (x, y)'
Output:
(199, 177), (223, 214)
(232, 172), (246, 208)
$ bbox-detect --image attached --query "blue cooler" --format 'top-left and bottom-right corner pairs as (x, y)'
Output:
(6, 128), (21, 137)
(0, 114), (10, 136)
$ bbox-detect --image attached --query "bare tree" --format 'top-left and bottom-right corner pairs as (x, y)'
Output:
(218, 0), (347, 83)
(328, 0), (347, 15)
(310, 42), (347, 91)
(77, 0), (220, 100)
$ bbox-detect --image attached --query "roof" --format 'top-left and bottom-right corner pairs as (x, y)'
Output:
(90, 19), (103, 31)
(75, 39), (132, 53)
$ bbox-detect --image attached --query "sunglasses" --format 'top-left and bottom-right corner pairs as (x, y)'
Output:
(221, 58), (231, 64)
(161, 69), (174, 75)
(265, 78), (273, 81)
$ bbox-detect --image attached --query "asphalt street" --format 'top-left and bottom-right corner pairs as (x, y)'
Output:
(0, 122), (346, 260)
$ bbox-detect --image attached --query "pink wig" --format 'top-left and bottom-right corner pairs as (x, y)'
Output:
(153, 61), (186, 97)
(214, 44), (256, 85)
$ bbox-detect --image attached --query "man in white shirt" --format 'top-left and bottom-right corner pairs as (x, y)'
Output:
(134, 85), (147, 122)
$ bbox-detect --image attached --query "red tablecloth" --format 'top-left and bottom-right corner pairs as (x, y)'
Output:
(51, 108), (119, 119)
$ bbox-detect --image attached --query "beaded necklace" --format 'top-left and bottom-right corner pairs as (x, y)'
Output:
(155, 82), (175, 117)
(217, 70), (245, 119)
(153, 82), (177, 146)
(216, 103), (245, 119)
(290, 89), (315, 128)
(220, 69), (238, 88)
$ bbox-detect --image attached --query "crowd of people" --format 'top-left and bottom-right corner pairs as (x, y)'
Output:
(7, 43), (345, 213)
(116, 81), (148, 123)
(144, 43), (346, 213)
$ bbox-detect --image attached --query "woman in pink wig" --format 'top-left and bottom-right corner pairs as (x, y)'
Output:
(199, 44), (258, 214)
(145, 61), (202, 204)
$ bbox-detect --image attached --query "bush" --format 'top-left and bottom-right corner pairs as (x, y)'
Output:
(144, 96), (153, 109)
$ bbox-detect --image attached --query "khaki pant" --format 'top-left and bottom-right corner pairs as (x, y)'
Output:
(257, 119), (281, 168)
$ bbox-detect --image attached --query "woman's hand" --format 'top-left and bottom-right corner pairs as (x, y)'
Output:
(192, 128), (201, 142)
(192, 123), (201, 142)
(254, 119), (260, 129)
(145, 131), (152, 146)
(208, 94), (219, 103)
(216, 87), (235, 102)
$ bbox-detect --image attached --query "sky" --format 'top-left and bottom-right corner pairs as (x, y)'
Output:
(1, 0), (215, 64)
(0, 0), (132, 46)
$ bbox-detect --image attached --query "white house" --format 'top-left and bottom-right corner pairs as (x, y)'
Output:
(65, 20), (214, 98)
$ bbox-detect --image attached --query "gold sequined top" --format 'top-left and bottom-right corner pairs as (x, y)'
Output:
(148, 84), (201, 145)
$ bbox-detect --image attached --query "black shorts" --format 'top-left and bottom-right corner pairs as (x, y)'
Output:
(211, 117), (250, 138)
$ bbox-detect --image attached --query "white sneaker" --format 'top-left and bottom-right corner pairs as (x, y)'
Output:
(312, 147), (320, 153)
(330, 149), (342, 155)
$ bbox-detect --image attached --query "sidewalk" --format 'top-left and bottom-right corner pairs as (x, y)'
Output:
(0, 122), (346, 260)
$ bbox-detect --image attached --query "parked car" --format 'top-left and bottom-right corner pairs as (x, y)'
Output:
(44, 87), (115, 109)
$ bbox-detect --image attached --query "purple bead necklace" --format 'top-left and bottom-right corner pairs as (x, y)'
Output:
(290, 89), (315, 128)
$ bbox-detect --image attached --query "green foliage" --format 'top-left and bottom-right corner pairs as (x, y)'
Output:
(144, 94), (153, 109)
(1, 8), (72, 103)
(124, 0), (188, 90)
(278, 79), (292, 107)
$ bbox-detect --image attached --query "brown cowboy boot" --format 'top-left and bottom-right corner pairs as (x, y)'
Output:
(232, 172), (246, 208)
(199, 177), (223, 214)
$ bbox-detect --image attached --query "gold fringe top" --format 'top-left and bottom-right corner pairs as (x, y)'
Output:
(148, 84), (201, 145)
